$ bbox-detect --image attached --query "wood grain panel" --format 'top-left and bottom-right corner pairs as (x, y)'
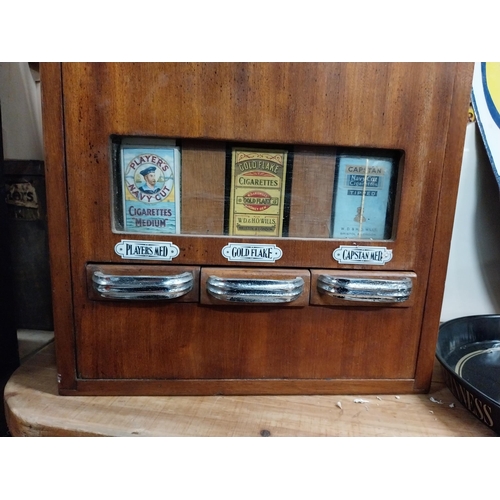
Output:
(61, 63), (455, 148)
(413, 63), (475, 391)
(40, 63), (77, 391)
(75, 299), (422, 380)
(288, 146), (336, 237)
(180, 140), (226, 234)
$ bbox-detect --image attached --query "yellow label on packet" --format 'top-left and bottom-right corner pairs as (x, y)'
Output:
(228, 148), (288, 236)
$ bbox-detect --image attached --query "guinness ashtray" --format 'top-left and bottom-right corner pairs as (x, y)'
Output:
(437, 315), (500, 434)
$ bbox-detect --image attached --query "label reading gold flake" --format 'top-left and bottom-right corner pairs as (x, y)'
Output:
(229, 148), (288, 237)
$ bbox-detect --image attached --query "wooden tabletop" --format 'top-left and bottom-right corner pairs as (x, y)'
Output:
(4, 341), (496, 437)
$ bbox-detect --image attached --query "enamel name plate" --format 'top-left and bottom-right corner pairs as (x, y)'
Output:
(333, 245), (393, 265)
(222, 243), (283, 263)
(115, 240), (180, 260)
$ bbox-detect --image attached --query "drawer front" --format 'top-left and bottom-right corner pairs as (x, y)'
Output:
(200, 268), (310, 307)
(86, 264), (200, 302)
(310, 270), (417, 308)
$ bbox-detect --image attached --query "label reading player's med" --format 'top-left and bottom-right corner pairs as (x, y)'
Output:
(120, 139), (181, 234)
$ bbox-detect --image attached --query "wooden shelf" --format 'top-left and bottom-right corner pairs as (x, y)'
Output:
(4, 342), (495, 437)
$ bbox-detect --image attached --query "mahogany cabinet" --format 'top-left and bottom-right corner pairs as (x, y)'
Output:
(41, 63), (473, 395)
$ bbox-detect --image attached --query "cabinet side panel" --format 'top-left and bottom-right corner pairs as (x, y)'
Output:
(40, 63), (76, 390)
(414, 62), (474, 390)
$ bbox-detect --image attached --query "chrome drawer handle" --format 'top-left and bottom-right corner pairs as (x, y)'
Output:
(317, 275), (412, 303)
(206, 276), (305, 303)
(92, 271), (194, 300)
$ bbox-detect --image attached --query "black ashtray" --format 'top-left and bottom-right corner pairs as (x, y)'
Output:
(437, 315), (500, 435)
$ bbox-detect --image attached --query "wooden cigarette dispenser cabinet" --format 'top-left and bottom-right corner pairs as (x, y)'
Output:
(42, 63), (473, 396)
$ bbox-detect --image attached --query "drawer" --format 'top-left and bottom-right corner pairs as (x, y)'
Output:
(200, 267), (310, 307)
(310, 270), (417, 307)
(86, 264), (200, 302)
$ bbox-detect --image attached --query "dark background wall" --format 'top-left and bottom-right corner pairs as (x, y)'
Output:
(0, 104), (20, 436)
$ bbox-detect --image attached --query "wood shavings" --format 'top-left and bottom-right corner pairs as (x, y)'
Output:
(429, 397), (443, 404)
(336, 401), (342, 410)
(376, 396), (382, 401)
(395, 396), (400, 400)
(449, 403), (455, 408)
(429, 410), (434, 414)
(353, 398), (370, 404)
